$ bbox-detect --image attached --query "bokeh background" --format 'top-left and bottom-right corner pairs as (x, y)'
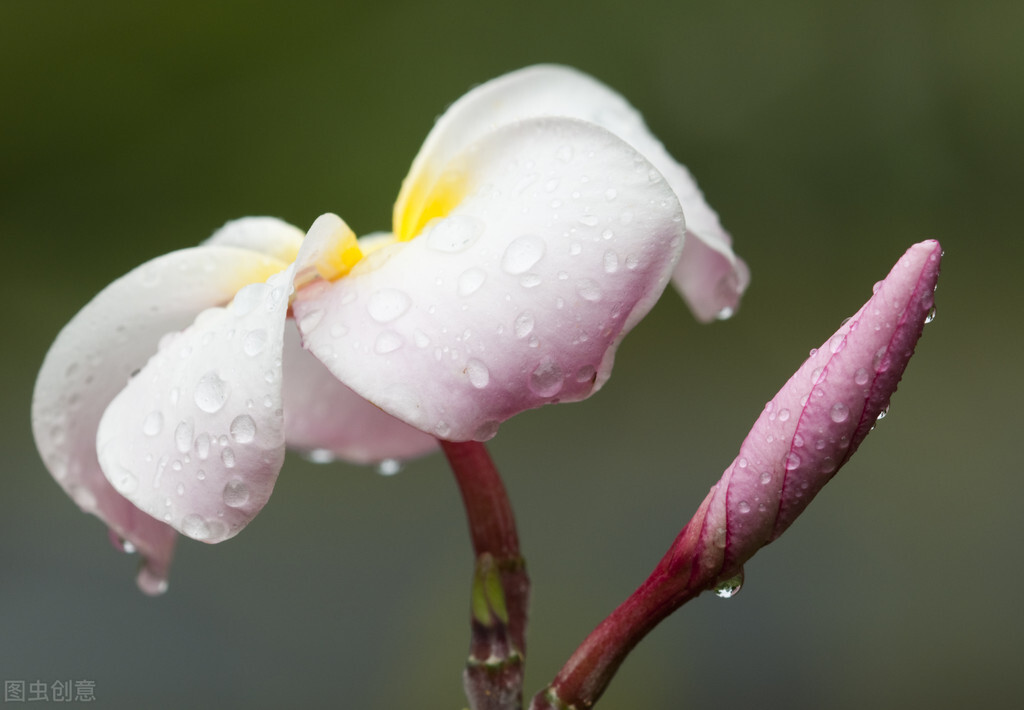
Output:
(3, 1), (1021, 708)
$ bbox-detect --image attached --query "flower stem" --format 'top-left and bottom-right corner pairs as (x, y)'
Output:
(529, 489), (721, 709)
(441, 440), (530, 710)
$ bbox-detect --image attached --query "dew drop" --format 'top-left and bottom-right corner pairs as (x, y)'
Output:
(519, 274), (542, 288)
(137, 567), (169, 596)
(142, 411), (163, 437)
(778, 408), (790, 422)
(876, 404), (890, 421)
(230, 414), (257, 443)
(298, 309), (324, 333)
(529, 357), (564, 397)
(514, 312), (535, 339)
(194, 433), (211, 461)
(182, 514), (212, 540)
(603, 250), (619, 274)
(604, 188), (618, 201)
(425, 215), (484, 253)
(576, 278), (602, 302)
(578, 214), (601, 227)
(502, 235), (545, 274)
(714, 568), (745, 599)
(374, 330), (404, 354)
(829, 333), (846, 354)
(222, 479), (250, 508)
(784, 452), (802, 470)
(760, 471), (772, 485)
(829, 402), (850, 423)
(194, 372), (230, 413)
(376, 459), (402, 476)
(174, 419), (194, 454)
(575, 364), (597, 384)
(367, 289), (412, 323)
(737, 501), (751, 514)
(924, 305), (937, 324)
(221, 447), (236, 469)
(457, 267), (487, 296)
(465, 358), (490, 389)
(854, 367), (870, 386)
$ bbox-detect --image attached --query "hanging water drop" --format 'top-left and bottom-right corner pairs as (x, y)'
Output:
(376, 459), (403, 476)
(714, 568), (745, 599)
(305, 448), (336, 464)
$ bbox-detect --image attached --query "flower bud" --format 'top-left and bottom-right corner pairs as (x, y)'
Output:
(694, 240), (942, 582)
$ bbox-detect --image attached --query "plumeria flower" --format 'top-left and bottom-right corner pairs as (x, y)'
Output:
(31, 64), (746, 593)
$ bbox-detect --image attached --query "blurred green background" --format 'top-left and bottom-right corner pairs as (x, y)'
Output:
(3, 1), (1021, 708)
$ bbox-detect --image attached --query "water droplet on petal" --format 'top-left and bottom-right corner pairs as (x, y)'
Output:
(222, 479), (250, 508)
(784, 452), (802, 470)
(529, 357), (564, 397)
(737, 500), (751, 514)
(194, 372), (230, 413)
(778, 408), (790, 422)
(876, 404), (890, 421)
(425, 215), (484, 253)
(243, 329), (268, 356)
(924, 306), (936, 324)
(376, 459), (402, 476)
(229, 414), (256, 443)
(575, 364), (597, 384)
(576, 279), (602, 302)
(829, 402), (850, 423)
(221, 447), (236, 468)
(578, 214), (600, 227)
(457, 267), (487, 296)
(298, 309), (324, 333)
(714, 568), (745, 598)
(760, 471), (772, 485)
(374, 330), (404, 354)
(142, 411), (163, 436)
(465, 358), (490, 389)
(603, 250), (619, 274)
(513, 312), (535, 338)
(174, 419), (194, 454)
(502, 235), (545, 274)
(195, 433), (210, 460)
(182, 514), (212, 540)
(367, 289), (412, 323)
(854, 367), (870, 386)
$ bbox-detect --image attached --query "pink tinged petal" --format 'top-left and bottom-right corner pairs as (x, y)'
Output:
(202, 216), (305, 263)
(95, 266), (296, 544)
(32, 246), (289, 592)
(395, 64), (747, 322)
(296, 117), (686, 442)
(705, 241), (942, 575)
(280, 322), (438, 464)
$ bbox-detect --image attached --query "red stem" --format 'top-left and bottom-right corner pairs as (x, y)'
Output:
(531, 488), (720, 709)
(442, 440), (530, 710)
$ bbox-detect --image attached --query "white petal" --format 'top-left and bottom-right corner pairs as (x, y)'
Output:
(394, 64), (747, 320)
(281, 323), (438, 464)
(32, 245), (289, 590)
(203, 216), (305, 263)
(96, 267), (295, 544)
(296, 117), (685, 441)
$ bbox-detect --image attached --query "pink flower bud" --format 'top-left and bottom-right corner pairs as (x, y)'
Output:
(694, 240), (942, 583)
